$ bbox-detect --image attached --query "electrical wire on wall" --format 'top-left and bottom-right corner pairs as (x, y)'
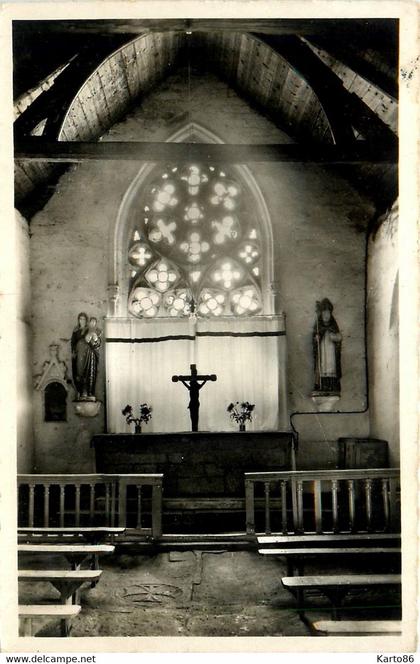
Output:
(288, 224), (372, 458)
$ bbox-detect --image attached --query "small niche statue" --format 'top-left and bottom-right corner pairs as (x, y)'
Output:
(71, 312), (102, 401)
(312, 298), (342, 395)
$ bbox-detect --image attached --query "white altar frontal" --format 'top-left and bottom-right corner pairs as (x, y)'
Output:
(105, 314), (288, 434)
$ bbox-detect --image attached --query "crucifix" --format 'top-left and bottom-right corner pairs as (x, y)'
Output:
(172, 364), (217, 432)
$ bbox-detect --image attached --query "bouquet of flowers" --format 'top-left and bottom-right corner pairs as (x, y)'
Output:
(227, 401), (255, 424)
(122, 403), (153, 427)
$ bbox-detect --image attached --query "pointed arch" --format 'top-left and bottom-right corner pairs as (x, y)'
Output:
(109, 122), (274, 317)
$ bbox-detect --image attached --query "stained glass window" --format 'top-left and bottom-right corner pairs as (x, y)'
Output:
(128, 164), (263, 318)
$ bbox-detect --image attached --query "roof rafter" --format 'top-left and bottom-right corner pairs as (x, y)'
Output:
(14, 139), (397, 164)
(258, 34), (396, 147)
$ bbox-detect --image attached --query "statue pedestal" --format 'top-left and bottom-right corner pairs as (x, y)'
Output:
(311, 393), (340, 412)
(73, 400), (102, 418)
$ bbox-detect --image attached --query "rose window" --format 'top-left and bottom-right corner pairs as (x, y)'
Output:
(211, 260), (243, 289)
(198, 289), (226, 317)
(181, 165), (209, 195)
(210, 181), (240, 210)
(211, 216), (240, 244)
(180, 233), (210, 263)
(163, 289), (192, 317)
(129, 288), (161, 318)
(148, 219), (177, 246)
(145, 260), (179, 292)
(230, 286), (261, 315)
(151, 183), (178, 211)
(184, 202), (204, 224)
(129, 242), (153, 268)
(128, 164), (263, 318)
(238, 242), (259, 265)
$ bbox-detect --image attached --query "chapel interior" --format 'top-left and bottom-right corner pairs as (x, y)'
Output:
(12, 18), (404, 639)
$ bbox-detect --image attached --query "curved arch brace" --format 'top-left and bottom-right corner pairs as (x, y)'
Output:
(108, 122), (275, 317)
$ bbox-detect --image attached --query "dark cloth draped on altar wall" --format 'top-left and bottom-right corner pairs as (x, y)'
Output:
(105, 315), (288, 433)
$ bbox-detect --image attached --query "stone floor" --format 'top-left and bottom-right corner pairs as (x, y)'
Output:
(18, 550), (401, 638)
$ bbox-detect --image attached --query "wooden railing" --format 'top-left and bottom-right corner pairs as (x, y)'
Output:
(245, 468), (400, 536)
(17, 474), (163, 539)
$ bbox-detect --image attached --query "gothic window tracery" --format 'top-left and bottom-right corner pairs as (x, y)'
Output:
(127, 164), (263, 318)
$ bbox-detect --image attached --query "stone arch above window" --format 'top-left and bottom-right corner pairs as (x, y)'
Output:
(110, 124), (274, 318)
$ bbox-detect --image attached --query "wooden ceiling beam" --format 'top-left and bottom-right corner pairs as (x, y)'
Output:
(305, 36), (398, 99)
(259, 34), (397, 146)
(259, 34), (356, 145)
(13, 19), (395, 43)
(14, 42), (130, 138)
(14, 139), (397, 164)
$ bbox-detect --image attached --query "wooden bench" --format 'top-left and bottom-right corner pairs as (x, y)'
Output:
(259, 547), (401, 576)
(258, 533), (401, 546)
(311, 619), (402, 636)
(19, 604), (81, 637)
(281, 574), (401, 620)
(18, 527), (125, 544)
(18, 569), (102, 606)
(18, 544), (115, 577)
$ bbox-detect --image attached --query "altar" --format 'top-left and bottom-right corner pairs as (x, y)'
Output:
(92, 431), (294, 498)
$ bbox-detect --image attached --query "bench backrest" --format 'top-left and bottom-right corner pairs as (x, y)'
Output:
(245, 468), (400, 536)
(17, 473), (163, 539)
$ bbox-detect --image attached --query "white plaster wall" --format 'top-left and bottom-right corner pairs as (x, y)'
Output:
(30, 71), (374, 471)
(16, 210), (35, 472)
(367, 202), (399, 466)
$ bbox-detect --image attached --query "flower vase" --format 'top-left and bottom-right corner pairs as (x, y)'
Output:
(134, 424), (142, 434)
(239, 423), (246, 432)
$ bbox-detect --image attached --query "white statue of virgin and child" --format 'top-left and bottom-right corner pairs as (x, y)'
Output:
(71, 313), (102, 401)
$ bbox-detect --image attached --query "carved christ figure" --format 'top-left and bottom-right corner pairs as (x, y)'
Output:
(172, 364), (217, 432)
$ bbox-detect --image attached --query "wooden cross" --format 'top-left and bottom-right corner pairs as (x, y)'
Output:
(172, 364), (217, 432)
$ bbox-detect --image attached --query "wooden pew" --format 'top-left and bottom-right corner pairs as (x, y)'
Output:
(257, 534), (401, 574)
(311, 619), (402, 636)
(258, 533), (401, 546)
(19, 569), (102, 604)
(19, 604), (81, 637)
(18, 543), (115, 572)
(18, 527), (125, 544)
(259, 546), (401, 576)
(281, 574), (401, 620)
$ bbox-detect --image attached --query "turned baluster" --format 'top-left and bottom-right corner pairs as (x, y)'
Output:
(89, 483), (95, 523)
(59, 484), (65, 527)
(136, 485), (142, 530)
(281, 480), (288, 534)
(347, 479), (356, 532)
(313, 480), (323, 534)
(110, 481), (117, 527)
(43, 484), (50, 527)
(264, 482), (271, 534)
(118, 480), (127, 528)
(105, 483), (111, 525)
(245, 479), (255, 535)
(296, 480), (304, 533)
(151, 482), (162, 539)
(365, 478), (373, 531)
(75, 484), (81, 527)
(382, 478), (390, 531)
(28, 483), (35, 528)
(331, 479), (339, 533)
